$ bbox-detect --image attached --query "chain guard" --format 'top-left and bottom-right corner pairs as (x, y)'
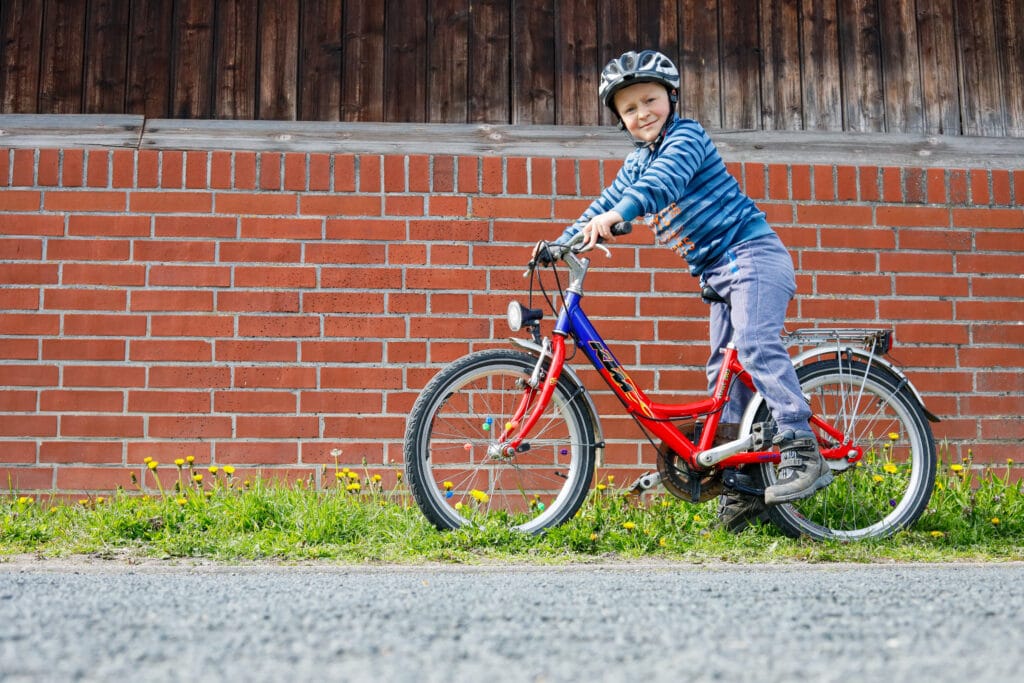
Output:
(656, 443), (724, 503)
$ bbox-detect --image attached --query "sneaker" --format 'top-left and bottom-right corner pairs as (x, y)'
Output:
(717, 491), (768, 532)
(710, 424), (768, 532)
(763, 429), (833, 505)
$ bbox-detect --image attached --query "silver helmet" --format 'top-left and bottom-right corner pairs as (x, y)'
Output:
(599, 50), (680, 113)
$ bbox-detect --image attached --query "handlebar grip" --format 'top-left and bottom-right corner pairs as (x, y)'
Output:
(610, 221), (633, 237)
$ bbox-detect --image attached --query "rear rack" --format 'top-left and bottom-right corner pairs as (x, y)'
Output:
(783, 328), (893, 354)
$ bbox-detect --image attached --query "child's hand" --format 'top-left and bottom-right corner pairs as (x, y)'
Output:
(581, 211), (625, 251)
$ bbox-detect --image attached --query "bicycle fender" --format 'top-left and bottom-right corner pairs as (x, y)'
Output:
(508, 337), (607, 462)
(791, 346), (940, 423)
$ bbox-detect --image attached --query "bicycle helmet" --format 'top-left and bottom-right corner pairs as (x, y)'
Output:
(599, 50), (680, 115)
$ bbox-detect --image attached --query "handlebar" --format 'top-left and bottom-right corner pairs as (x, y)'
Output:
(526, 221), (633, 276)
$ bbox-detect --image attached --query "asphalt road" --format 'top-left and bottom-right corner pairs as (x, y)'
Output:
(1, 560), (1022, 682)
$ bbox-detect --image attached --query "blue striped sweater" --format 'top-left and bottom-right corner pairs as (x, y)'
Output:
(559, 117), (772, 276)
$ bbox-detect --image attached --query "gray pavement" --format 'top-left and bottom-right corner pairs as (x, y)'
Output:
(1, 560), (1022, 682)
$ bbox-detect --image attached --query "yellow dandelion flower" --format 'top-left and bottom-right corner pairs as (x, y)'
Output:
(470, 489), (489, 504)
(208, 466), (219, 474)
(454, 502), (465, 511)
(596, 483), (607, 491)
(223, 466), (235, 475)
(589, 533), (598, 541)
(888, 432), (900, 441)
(443, 481), (454, 490)
(192, 474), (203, 483)
(693, 514), (703, 523)
(347, 471), (359, 480)
(346, 482), (361, 492)
(396, 471), (403, 481)
(147, 461), (159, 470)
(607, 475), (615, 484)
(17, 496), (32, 505)
(659, 537), (667, 547)
(143, 456), (153, 464)
(991, 517), (1000, 525)
(1007, 458), (1015, 466)
(372, 474), (382, 483)
(883, 464), (898, 474)
(186, 455), (195, 464)
(176, 498), (187, 506)
(622, 521), (636, 530)
(335, 471), (345, 480)
(950, 464), (963, 473)
(78, 499), (88, 506)
(930, 530), (945, 538)
(95, 496), (105, 504)
(873, 475), (885, 483)
(174, 458), (185, 468)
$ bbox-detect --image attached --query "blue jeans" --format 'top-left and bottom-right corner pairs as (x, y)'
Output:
(702, 233), (810, 434)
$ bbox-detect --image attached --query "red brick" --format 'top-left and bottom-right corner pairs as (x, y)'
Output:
(215, 340), (297, 362)
(217, 192), (300, 216)
(743, 163), (765, 199)
(43, 289), (126, 311)
(154, 215), (237, 238)
(260, 152), (282, 190)
(62, 263), (146, 286)
(235, 265), (316, 288)
(63, 313), (147, 337)
(926, 168), (947, 204)
(221, 241), (301, 263)
(86, 151), (110, 187)
(300, 194), (380, 216)
(235, 152), (257, 189)
(303, 341), (382, 363)
(215, 440), (300, 463)
(62, 415), (143, 438)
(237, 315), (321, 338)
(795, 204), (873, 226)
(320, 267), (401, 289)
(384, 195), (424, 216)
(531, 158), (553, 195)
(211, 151), (232, 189)
(12, 149), (35, 185)
(0, 263), (59, 285)
(555, 158), (576, 195)
(241, 217), (322, 239)
(895, 275), (969, 297)
(904, 167), (926, 203)
(130, 191), (212, 213)
(970, 169), (989, 204)
(161, 151), (184, 188)
(991, 170), (1012, 205)
(0, 441), (37, 464)
(360, 155), (382, 193)
(876, 206), (950, 227)
(0, 312), (58, 335)
(68, 215), (149, 237)
(284, 153), (307, 191)
(813, 165), (834, 200)
(427, 195), (469, 216)
(0, 213), (62, 236)
(41, 338), (125, 361)
(457, 156), (478, 193)
(384, 154), (406, 193)
(309, 153), (331, 191)
(0, 190), (41, 211)
(136, 150), (159, 188)
(62, 149), (84, 186)
(129, 339), (212, 362)
(235, 366), (317, 389)
(134, 239), (216, 262)
(44, 190), (126, 212)
(185, 151), (208, 188)
(303, 292), (385, 314)
(40, 441), (122, 464)
(148, 366), (231, 389)
(63, 365), (146, 388)
(217, 290), (299, 312)
(478, 156), (500, 194)
(859, 166), (880, 202)
(1, 364), (59, 386)
(130, 290), (213, 312)
(333, 154), (356, 191)
(150, 314), (234, 337)
(0, 338), (42, 359)
(40, 389), (123, 412)
(300, 391), (382, 413)
(579, 159), (602, 196)
(951, 208), (1024, 229)
(882, 167), (902, 202)
(109, 150), (133, 188)
(767, 164), (789, 199)
(0, 466), (54, 489)
(472, 197), (551, 219)
(127, 390), (211, 413)
(234, 416), (318, 438)
(791, 165), (811, 200)
(432, 156), (454, 192)
(38, 149), (60, 186)
(407, 154), (428, 192)
(948, 169), (968, 204)
(0, 390), (36, 411)
(899, 228), (971, 251)
(506, 157), (528, 194)
(149, 416), (233, 439)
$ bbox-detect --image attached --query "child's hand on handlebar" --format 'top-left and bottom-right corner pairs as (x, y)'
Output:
(580, 211), (625, 251)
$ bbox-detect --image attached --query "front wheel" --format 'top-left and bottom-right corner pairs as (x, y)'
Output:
(404, 349), (597, 533)
(755, 359), (937, 540)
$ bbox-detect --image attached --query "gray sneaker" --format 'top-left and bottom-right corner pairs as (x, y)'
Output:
(763, 429), (833, 505)
(717, 491), (768, 532)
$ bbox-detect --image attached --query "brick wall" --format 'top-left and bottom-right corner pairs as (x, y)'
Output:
(1, 130), (1022, 494)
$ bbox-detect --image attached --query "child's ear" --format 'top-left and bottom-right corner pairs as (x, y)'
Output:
(669, 89), (678, 104)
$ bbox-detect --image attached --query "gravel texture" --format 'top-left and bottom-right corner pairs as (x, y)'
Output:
(1, 559), (1022, 682)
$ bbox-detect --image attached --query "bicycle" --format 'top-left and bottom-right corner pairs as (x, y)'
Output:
(404, 223), (939, 540)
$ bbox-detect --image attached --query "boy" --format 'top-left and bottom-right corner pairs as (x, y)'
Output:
(542, 50), (832, 528)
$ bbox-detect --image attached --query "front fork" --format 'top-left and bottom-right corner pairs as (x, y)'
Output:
(489, 334), (567, 458)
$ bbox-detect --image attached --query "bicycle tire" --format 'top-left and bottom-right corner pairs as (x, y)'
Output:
(754, 359), (936, 540)
(404, 349), (597, 533)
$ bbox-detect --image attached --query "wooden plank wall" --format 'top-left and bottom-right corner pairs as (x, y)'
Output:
(1, 0), (1022, 136)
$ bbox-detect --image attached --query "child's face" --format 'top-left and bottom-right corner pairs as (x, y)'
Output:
(612, 82), (673, 143)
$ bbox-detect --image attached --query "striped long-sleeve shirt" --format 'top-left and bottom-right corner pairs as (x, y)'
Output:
(559, 117), (772, 276)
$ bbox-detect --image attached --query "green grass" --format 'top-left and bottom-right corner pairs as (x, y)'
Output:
(3, 457), (1023, 564)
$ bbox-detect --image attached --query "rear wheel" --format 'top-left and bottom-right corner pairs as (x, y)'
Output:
(755, 359), (936, 540)
(404, 349), (597, 533)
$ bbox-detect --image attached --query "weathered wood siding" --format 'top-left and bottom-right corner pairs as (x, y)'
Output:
(1, 0), (1023, 136)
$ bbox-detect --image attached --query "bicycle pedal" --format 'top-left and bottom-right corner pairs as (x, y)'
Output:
(722, 469), (765, 497)
(626, 471), (661, 495)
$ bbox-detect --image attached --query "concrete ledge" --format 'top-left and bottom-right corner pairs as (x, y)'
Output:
(1, 114), (1022, 169)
